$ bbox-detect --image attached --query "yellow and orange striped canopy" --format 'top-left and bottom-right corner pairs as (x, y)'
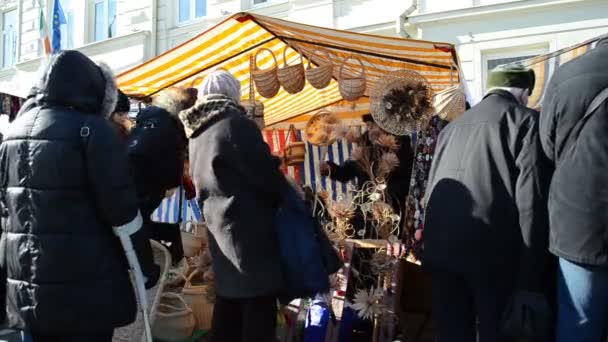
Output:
(117, 12), (458, 126)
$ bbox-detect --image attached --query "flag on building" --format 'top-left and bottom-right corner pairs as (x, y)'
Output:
(51, 0), (67, 53)
(38, 0), (51, 55)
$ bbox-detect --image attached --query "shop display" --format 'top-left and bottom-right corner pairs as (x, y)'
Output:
(306, 49), (333, 90)
(402, 116), (449, 260)
(278, 46), (306, 94)
(305, 110), (340, 146)
(370, 70), (434, 136)
(433, 64), (467, 121)
(252, 48), (281, 98)
(338, 55), (367, 101)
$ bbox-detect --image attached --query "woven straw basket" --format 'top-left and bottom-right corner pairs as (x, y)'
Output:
(433, 64), (466, 121)
(252, 48), (281, 98)
(277, 46), (306, 94)
(152, 293), (196, 341)
(338, 55), (366, 101)
(182, 270), (214, 330)
(283, 125), (306, 166)
(306, 49), (333, 89)
(181, 221), (205, 258)
(243, 54), (266, 129)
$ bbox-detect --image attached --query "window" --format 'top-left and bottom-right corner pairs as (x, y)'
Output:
(93, 0), (117, 42)
(178, 0), (206, 24)
(2, 9), (17, 68)
(253, 0), (269, 4)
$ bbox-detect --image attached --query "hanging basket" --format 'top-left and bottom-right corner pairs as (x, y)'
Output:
(182, 269), (214, 331)
(339, 55), (366, 101)
(305, 110), (340, 147)
(433, 64), (467, 121)
(306, 49), (333, 90)
(152, 293), (196, 342)
(283, 125), (306, 166)
(252, 48), (281, 98)
(244, 54), (266, 129)
(277, 46), (306, 94)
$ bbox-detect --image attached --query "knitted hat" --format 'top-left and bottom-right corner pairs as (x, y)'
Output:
(199, 70), (242, 103)
(487, 65), (536, 95)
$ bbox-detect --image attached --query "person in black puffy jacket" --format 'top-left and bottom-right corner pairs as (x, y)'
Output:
(0, 50), (158, 342)
(126, 88), (194, 264)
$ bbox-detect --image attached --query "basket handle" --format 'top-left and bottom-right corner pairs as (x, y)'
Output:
(160, 292), (190, 311)
(254, 48), (278, 71)
(308, 49), (332, 69)
(339, 55), (366, 81)
(249, 54), (256, 102)
(184, 269), (202, 288)
(284, 124), (298, 147)
(283, 46), (303, 68)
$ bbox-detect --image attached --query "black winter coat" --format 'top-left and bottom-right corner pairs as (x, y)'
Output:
(424, 90), (552, 290)
(540, 37), (608, 267)
(128, 106), (187, 201)
(180, 95), (286, 298)
(0, 51), (142, 333)
(327, 133), (414, 218)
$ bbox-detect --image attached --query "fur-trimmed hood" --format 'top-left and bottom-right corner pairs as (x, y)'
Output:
(152, 87), (198, 117)
(179, 94), (245, 138)
(26, 50), (117, 118)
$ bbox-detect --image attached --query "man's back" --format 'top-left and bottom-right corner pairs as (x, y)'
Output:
(540, 37), (608, 266)
(424, 90), (549, 273)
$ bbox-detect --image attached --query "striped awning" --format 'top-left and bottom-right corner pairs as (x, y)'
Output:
(117, 12), (458, 126)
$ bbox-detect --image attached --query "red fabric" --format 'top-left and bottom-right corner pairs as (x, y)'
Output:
(183, 175), (196, 200)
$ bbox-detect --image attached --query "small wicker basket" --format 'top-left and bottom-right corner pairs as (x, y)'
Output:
(283, 125), (306, 166)
(182, 270), (214, 331)
(338, 55), (366, 101)
(252, 48), (280, 98)
(306, 49), (333, 89)
(152, 293), (196, 341)
(278, 46), (306, 94)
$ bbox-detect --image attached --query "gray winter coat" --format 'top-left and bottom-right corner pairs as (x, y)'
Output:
(540, 37), (608, 267)
(179, 95), (285, 298)
(424, 89), (552, 290)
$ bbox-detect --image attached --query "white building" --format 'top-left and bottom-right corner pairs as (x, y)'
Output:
(0, 0), (604, 100)
(407, 0), (608, 102)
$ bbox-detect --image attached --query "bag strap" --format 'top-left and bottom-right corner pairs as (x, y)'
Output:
(563, 87), (608, 156)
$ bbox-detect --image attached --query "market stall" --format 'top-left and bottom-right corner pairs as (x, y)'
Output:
(117, 12), (463, 342)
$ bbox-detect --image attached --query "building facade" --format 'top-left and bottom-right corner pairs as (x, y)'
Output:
(407, 0), (608, 102)
(0, 0), (605, 100)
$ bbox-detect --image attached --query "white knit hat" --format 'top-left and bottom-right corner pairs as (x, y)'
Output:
(199, 70), (242, 103)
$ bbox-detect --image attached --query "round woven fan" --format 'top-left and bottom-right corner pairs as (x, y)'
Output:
(370, 70), (434, 136)
(305, 110), (340, 146)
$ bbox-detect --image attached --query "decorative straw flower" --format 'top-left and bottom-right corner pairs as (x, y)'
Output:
(349, 287), (385, 320)
(378, 152), (400, 177)
(372, 201), (393, 221)
(329, 199), (356, 221)
(375, 134), (400, 151)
